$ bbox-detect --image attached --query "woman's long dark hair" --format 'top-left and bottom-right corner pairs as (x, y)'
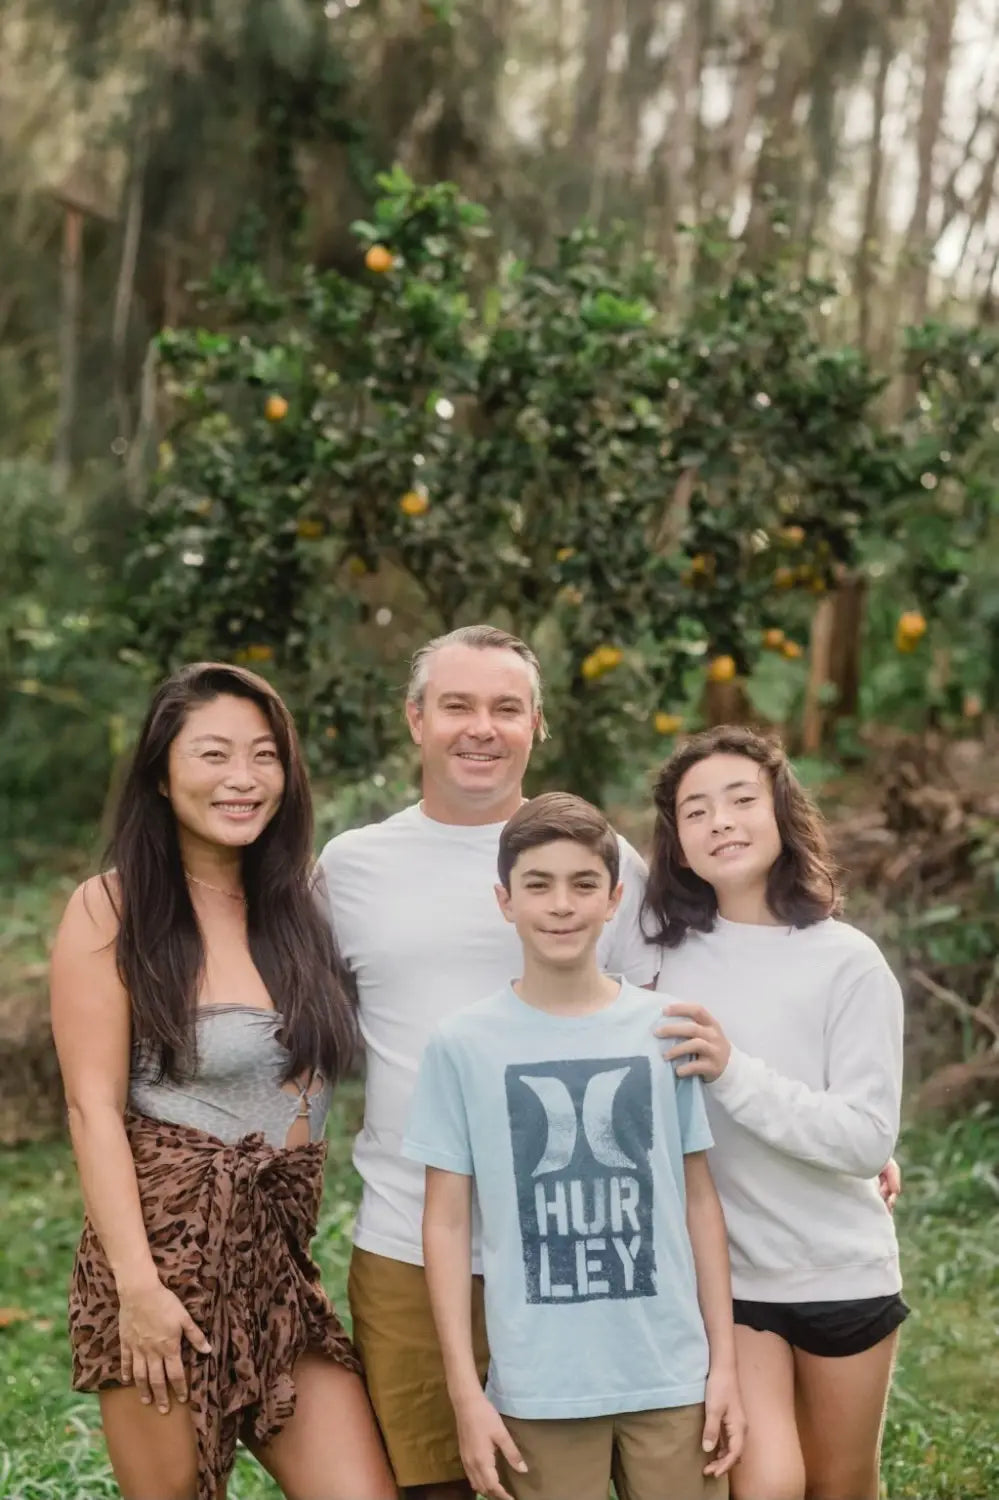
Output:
(103, 662), (356, 1083)
(643, 725), (841, 949)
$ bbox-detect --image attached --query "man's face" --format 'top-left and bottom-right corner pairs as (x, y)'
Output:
(406, 644), (539, 815)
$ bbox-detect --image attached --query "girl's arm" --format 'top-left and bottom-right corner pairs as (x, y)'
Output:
(50, 879), (210, 1411)
(422, 1167), (526, 1500)
(664, 962), (903, 1177)
(684, 1152), (745, 1479)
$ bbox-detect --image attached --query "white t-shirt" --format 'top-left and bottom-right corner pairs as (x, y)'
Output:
(656, 915), (903, 1302)
(319, 802), (656, 1266)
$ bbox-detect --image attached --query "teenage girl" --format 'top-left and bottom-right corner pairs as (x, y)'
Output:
(644, 725), (907, 1500)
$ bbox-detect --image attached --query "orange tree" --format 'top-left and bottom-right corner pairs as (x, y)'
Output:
(120, 171), (999, 801)
(858, 323), (999, 733)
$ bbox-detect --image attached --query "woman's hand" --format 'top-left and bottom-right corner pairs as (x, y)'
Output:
(657, 1002), (732, 1083)
(117, 1274), (211, 1413)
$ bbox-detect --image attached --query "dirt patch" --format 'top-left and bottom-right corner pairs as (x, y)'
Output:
(0, 967), (66, 1146)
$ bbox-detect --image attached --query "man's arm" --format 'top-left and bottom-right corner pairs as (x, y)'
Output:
(423, 1168), (526, 1500)
(605, 837), (659, 985)
(684, 1152), (746, 1479)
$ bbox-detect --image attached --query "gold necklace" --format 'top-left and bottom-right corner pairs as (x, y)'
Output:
(186, 872), (246, 903)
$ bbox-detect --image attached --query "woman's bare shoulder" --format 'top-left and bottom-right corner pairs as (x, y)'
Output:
(56, 873), (122, 953)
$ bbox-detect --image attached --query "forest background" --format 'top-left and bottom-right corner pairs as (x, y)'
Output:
(1, 3), (997, 1497)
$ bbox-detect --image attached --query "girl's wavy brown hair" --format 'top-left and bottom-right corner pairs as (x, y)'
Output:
(643, 725), (841, 949)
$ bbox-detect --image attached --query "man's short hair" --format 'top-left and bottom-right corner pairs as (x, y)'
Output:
(498, 791), (619, 890)
(406, 624), (548, 740)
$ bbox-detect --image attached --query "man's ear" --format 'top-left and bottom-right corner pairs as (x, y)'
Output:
(404, 699), (423, 746)
(494, 882), (516, 924)
(605, 880), (624, 923)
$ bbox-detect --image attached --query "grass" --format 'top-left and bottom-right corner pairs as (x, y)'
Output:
(1, 1089), (997, 1500)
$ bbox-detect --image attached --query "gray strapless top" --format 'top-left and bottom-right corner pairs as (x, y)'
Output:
(129, 1005), (332, 1148)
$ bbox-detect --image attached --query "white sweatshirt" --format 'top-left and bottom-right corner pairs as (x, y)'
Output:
(656, 915), (903, 1302)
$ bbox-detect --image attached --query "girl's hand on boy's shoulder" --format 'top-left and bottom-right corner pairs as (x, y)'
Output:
(702, 1364), (747, 1478)
(657, 1002), (732, 1083)
(453, 1388), (527, 1500)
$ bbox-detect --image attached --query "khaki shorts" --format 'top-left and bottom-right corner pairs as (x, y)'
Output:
(500, 1404), (728, 1500)
(348, 1245), (489, 1489)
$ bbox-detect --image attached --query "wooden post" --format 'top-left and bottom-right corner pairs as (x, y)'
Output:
(802, 594), (836, 752)
(827, 572), (868, 720)
(53, 206), (83, 492)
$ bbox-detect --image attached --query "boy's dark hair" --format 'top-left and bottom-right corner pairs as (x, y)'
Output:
(643, 725), (841, 948)
(498, 792), (620, 891)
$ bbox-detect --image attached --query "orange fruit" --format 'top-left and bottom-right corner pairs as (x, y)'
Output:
(690, 552), (714, 575)
(780, 525), (805, 546)
(762, 628), (785, 650)
(595, 645), (623, 671)
(781, 639), (803, 659)
(897, 610), (927, 641)
(400, 490), (429, 517)
(654, 712), (684, 735)
(245, 644), (274, 663)
(346, 555), (368, 577)
(773, 566), (795, 590)
(556, 546), (575, 562)
(365, 244), (394, 273)
(707, 654), (737, 683)
(296, 518), (323, 540)
(581, 652), (604, 681)
(264, 394), (288, 423)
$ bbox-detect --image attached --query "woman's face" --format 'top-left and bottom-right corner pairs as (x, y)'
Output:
(164, 694), (285, 855)
(674, 752), (782, 896)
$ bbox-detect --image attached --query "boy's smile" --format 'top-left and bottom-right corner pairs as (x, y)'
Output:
(496, 838), (622, 970)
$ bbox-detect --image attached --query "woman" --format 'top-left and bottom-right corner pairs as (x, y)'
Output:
(51, 662), (397, 1500)
(644, 726), (907, 1500)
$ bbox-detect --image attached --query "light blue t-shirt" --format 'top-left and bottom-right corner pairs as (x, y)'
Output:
(402, 980), (713, 1419)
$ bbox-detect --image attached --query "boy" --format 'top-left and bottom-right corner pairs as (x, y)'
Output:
(402, 792), (745, 1500)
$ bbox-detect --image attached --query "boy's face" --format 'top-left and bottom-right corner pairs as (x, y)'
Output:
(495, 838), (622, 970)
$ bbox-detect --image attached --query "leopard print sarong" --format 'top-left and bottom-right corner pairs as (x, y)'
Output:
(69, 1112), (361, 1500)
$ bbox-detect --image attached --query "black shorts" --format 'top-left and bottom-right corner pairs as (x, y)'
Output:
(732, 1294), (910, 1358)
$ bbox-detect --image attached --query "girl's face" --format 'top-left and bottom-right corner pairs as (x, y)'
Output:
(674, 752), (782, 897)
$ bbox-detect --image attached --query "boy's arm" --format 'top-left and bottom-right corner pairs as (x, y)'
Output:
(423, 1168), (527, 1500)
(422, 1167), (481, 1404)
(684, 1151), (746, 1479)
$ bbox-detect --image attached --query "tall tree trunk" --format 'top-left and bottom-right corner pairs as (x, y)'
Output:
(743, 3), (816, 261)
(112, 131), (147, 454)
(53, 206), (82, 494)
(617, 0), (660, 183)
(901, 0), (957, 327)
(570, 0), (618, 167)
(855, 27), (891, 353)
(948, 131), (999, 298)
(647, 1), (702, 263)
(709, 6), (767, 218)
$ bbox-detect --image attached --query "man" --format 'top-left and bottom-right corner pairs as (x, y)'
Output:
(319, 625), (656, 1500)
